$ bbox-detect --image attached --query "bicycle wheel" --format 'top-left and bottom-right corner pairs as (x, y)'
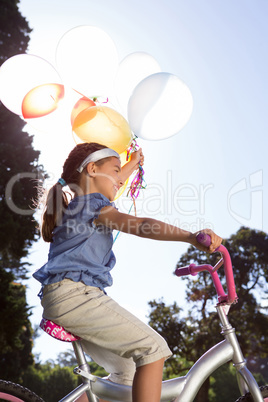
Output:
(0, 380), (44, 402)
(235, 385), (268, 401)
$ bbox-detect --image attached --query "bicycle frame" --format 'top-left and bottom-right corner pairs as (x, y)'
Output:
(48, 235), (264, 402)
(58, 302), (263, 402)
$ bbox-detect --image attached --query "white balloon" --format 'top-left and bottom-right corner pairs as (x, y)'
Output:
(56, 26), (118, 99)
(0, 54), (61, 115)
(127, 72), (194, 141)
(114, 52), (161, 116)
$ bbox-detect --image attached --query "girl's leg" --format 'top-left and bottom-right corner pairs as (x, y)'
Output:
(76, 358), (165, 402)
(132, 358), (165, 402)
(75, 393), (108, 402)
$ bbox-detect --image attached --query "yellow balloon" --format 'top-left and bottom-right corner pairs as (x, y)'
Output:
(72, 105), (133, 154)
(114, 151), (129, 200)
(119, 150), (128, 167)
(114, 178), (129, 200)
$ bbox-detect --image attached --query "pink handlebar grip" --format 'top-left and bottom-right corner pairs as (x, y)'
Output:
(175, 266), (191, 277)
(196, 232), (211, 247)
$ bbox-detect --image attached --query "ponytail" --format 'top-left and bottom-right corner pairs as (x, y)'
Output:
(41, 182), (69, 242)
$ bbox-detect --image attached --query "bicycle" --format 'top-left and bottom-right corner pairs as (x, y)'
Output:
(1, 233), (267, 401)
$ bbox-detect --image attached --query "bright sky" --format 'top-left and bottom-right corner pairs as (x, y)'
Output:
(16, 0), (268, 362)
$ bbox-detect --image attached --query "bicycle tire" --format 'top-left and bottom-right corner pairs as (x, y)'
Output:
(235, 385), (268, 401)
(0, 380), (44, 402)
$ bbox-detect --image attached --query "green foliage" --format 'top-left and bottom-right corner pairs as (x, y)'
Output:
(148, 299), (191, 378)
(21, 357), (108, 401)
(209, 364), (240, 402)
(0, 0), (32, 63)
(88, 361), (109, 378)
(0, 267), (34, 382)
(56, 349), (108, 377)
(56, 349), (78, 367)
(0, 107), (45, 278)
(247, 357), (268, 384)
(22, 362), (79, 402)
(210, 363), (267, 402)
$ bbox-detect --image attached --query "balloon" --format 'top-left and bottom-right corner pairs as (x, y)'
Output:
(127, 72), (193, 141)
(22, 83), (65, 118)
(0, 54), (62, 115)
(24, 87), (81, 134)
(70, 97), (96, 125)
(114, 52), (161, 116)
(72, 106), (132, 154)
(72, 130), (85, 145)
(56, 26), (118, 98)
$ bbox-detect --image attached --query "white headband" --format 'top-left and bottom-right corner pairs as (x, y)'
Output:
(77, 148), (120, 173)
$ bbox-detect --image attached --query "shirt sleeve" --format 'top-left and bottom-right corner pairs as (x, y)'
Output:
(88, 194), (117, 222)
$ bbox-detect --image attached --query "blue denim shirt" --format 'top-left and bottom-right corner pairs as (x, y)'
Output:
(33, 193), (116, 295)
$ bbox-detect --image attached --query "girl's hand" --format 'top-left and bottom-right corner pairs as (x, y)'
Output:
(191, 229), (222, 253)
(130, 148), (144, 169)
(120, 149), (144, 183)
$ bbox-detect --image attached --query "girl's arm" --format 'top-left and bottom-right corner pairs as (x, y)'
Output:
(120, 149), (144, 183)
(96, 206), (222, 253)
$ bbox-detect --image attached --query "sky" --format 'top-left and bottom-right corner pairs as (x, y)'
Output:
(13, 0), (268, 362)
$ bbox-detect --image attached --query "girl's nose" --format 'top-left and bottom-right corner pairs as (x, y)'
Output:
(118, 176), (124, 188)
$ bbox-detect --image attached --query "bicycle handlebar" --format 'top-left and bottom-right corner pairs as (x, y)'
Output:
(175, 233), (238, 304)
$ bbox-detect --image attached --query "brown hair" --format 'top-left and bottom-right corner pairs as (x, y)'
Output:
(40, 142), (108, 242)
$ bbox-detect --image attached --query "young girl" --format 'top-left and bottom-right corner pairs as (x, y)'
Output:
(33, 142), (222, 402)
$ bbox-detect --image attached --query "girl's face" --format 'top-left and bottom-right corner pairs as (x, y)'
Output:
(92, 157), (123, 201)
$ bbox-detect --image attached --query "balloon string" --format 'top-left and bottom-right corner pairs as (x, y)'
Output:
(126, 138), (146, 214)
(113, 138), (146, 243)
(113, 202), (134, 244)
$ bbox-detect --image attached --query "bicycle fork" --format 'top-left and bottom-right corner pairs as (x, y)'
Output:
(217, 304), (264, 402)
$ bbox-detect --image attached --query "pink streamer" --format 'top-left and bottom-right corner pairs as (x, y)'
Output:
(127, 139), (146, 201)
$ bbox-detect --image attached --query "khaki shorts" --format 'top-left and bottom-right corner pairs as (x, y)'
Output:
(41, 279), (172, 385)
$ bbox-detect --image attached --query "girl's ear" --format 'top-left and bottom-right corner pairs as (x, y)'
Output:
(86, 162), (97, 177)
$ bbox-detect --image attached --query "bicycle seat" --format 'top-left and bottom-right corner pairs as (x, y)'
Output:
(40, 318), (80, 342)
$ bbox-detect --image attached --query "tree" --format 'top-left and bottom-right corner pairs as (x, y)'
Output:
(148, 299), (190, 379)
(56, 349), (108, 377)
(0, 0), (32, 63)
(148, 227), (268, 401)
(22, 362), (79, 402)
(22, 353), (108, 401)
(0, 0), (44, 383)
(0, 0), (44, 278)
(0, 268), (34, 382)
(0, 107), (43, 277)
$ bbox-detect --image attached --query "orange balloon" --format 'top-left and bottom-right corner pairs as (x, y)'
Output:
(22, 83), (64, 118)
(72, 106), (133, 154)
(70, 97), (96, 125)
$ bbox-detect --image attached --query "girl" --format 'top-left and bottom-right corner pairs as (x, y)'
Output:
(33, 142), (222, 402)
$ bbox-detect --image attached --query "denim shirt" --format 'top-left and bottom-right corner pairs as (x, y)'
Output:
(33, 193), (116, 295)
